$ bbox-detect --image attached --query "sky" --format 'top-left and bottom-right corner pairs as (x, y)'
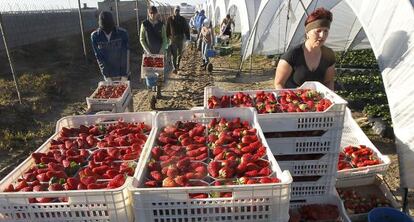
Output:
(0, 0), (204, 11)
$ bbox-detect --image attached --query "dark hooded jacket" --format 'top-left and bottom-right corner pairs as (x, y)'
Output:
(91, 11), (129, 77)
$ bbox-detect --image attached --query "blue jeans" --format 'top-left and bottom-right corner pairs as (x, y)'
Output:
(202, 41), (212, 64)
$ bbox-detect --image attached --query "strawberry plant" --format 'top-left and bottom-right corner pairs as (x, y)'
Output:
(336, 49), (378, 69)
(336, 69), (392, 126)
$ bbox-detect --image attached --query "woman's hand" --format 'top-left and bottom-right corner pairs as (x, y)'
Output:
(324, 65), (335, 90)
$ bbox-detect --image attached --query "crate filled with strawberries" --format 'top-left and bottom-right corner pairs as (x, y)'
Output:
(336, 176), (399, 222)
(141, 54), (164, 78)
(337, 108), (390, 181)
(205, 82), (347, 156)
(131, 108), (292, 222)
(204, 82), (347, 133)
(289, 193), (351, 222)
(86, 81), (131, 113)
(205, 82), (347, 200)
(0, 112), (154, 222)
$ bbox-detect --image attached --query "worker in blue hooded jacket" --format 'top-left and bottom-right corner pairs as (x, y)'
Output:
(91, 11), (129, 80)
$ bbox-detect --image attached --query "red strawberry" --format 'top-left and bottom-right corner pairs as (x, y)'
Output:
(3, 184), (14, 192)
(189, 193), (208, 199)
(145, 180), (158, 187)
(195, 165), (207, 174)
(92, 165), (109, 175)
(33, 184), (47, 192)
(246, 178), (258, 184)
(222, 160), (238, 168)
(256, 159), (270, 168)
(208, 161), (221, 178)
(259, 177), (273, 183)
(166, 165), (179, 178)
(80, 176), (97, 185)
(208, 134), (218, 143)
(77, 183), (87, 190)
(122, 152), (139, 160)
(194, 153), (208, 161)
(237, 177), (249, 185)
(162, 177), (177, 187)
(148, 161), (161, 171)
(79, 149), (89, 158)
(23, 172), (37, 182)
(107, 174), (126, 189)
(241, 153), (257, 163)
(46, 170), (67, 179)
(104, 169), (120, 179)
(88, 183), (108, 190)
(62, 159), (71, 168)
(258, 167), (272, 176)
(31, 180), (41, 186)
(236, 162), (248, 175)
(185, 172), (196, 179)
(244, 170), (258, 177)
(19, 186), (33, 192)
(150, 171), (163, 181)
(219, 166), (234, 178)
(36, 197), (54, 203)
(246, 163), (260, 171)
(36, 173), (50, 182)
(176, 157), (191, 170)
(48, 183), (64, 191)
(174, 175), (188, 186)
(64, 177), (79, 190)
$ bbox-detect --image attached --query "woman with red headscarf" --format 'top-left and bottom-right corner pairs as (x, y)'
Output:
(274, 8), (336, 90)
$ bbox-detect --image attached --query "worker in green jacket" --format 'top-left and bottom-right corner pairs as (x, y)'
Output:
(140, 6), (168, 54)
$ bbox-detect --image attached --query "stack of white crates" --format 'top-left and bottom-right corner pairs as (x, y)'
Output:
(130, 108), (293, 222)
(204, 82), (348, 200)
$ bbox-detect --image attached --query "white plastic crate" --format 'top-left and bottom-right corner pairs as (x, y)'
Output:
(203, 82), (347, 133)
(336, 176), (400, 222)
(0, 112), (155, 222)
(290, 192), (351, 222)
(277, 153), (339, 177)
(291, 174), (337, 200)
(130, 108), (293, 222)
(141, 54), (164, 78)
(86, 80), (132, 113)
(337, 108), (391, 181)
(266, 129), (342, 155)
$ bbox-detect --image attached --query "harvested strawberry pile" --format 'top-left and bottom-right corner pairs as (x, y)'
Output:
(337, 145), (381, 170)
(207, 89), (332, 113)
(144, 117), (280, 194)
(93, 84), (127, 99)
(289, 204), (340, 222)
(337, 188), (391, 214)
(2, 121), (151, 203)
(142, 56), (164, 68)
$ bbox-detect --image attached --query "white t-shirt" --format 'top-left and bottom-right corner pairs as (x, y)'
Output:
(104, 32), (112, 42)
